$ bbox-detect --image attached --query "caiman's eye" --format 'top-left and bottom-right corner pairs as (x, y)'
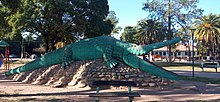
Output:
(131, 44), (137, 47)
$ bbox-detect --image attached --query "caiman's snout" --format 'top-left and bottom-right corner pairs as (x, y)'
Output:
(140, 37), (181, 55)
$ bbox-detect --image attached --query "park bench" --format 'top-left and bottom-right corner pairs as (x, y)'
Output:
(89, 80), (141, 102)
(200, 62), (219, 72)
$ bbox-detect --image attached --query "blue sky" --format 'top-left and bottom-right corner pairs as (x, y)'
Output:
(108, 0), (220, 29)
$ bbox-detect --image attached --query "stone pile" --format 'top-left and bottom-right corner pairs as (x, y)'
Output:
(11, 59), (175, 88)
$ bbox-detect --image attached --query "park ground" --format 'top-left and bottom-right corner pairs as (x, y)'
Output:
(0, 59), (220, 101)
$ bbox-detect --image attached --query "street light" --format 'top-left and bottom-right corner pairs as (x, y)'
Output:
(190, 28), (196, 77)
(21, 38), (24, 62)
(21, 32), (28, 62)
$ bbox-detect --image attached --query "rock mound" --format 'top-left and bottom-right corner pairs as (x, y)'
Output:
(11, 59), (175, 88)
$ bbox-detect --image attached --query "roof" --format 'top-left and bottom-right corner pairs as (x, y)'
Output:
(153, 44), (197, 51)
(0, 40), (10, 47)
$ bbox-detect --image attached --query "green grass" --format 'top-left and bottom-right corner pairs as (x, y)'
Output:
(154, 62), (220, 84)
(181, 76), (220, 84)
(154, 62), (201, 68)
(155, 62), (217, 72)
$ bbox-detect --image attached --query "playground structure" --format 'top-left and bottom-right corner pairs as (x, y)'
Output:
(0, 40), (10, 70)
(5, 36), (181, 80)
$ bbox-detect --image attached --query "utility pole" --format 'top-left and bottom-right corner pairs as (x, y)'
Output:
(168, 0), (172, 63)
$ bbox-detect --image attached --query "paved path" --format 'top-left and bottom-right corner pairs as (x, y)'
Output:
(1, 69), (220, 101)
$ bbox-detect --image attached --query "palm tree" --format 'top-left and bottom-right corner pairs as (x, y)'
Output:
(194, 14), (220, 62)
(136, 19), (166, 61)
(136, 19), (165, 45)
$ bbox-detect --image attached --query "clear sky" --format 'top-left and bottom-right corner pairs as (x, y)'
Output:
(108, 0), (220, 29)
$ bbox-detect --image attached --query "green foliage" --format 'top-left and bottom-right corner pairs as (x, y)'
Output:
(106, 11), (122, 34)
(106, 11), (118, 28)
(143, 0), (203, 62)
(0, 0), (113, 52)
(136, 19), (166, 44)
(0, 1), (14, 39)
(143, 0), (203, 39)
(121, 19), (166, 45)
(121, 26), (138, 44)
(194, 14), (220, 58)
(194, 14), (220, 45)
(181, 76), (220, 84)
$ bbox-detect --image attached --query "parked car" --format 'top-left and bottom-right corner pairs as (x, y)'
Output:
(30, 54), (38, 59)
(9, 54), (19, 58)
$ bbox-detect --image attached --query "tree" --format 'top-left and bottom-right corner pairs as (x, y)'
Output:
(136, 19), (165, 45)
(121, 26), (138, 44)
(106, 11), (122, 38)
(194, 14), (220, 61)
(1, 0), (113, 52)
(121, 19), (166, 45)
(106, 11), (120, 33)
(136, 19), (166, 61)
(143, 0), (203, 62)
(0, 1), (14, 39)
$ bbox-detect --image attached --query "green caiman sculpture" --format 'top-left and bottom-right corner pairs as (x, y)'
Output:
(5, 36), (181, 80)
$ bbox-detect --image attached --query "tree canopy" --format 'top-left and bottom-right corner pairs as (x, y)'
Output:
(143, 0), (204, 62)
(143, 0), (203, 39)
(136, 19), (166, 44)
(121, 19), (165, 45)
(106, 11), (122, 35)
(195, 14), (220, 44)
(194, 14), (220, 60)
(121, 26), (138, 44)
(0, 0), (113, 52)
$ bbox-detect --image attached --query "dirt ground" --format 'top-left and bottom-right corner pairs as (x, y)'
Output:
(1, 66), (220, 102)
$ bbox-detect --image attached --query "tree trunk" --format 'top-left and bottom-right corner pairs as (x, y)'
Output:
(167, 0), (172, 63)
(45, 42), (49, 53)
(202, 45), (204, 60)
(212, 33), (215, 62)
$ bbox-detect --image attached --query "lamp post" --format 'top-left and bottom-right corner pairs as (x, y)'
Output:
(21, 37), (24, 62)
(190, 28), (196, 77)
(212, 32), (215, 63)
(21, 33), (28, 62)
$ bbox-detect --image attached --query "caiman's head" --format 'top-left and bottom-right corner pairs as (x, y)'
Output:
(125, 37), (181, 56)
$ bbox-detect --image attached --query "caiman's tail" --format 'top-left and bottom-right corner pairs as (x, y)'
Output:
(5, 48), (65, 76)
(123, 55), (180, 80)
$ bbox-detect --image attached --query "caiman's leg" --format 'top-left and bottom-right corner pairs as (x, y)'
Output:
(62, 46), (73, 69)
(103, 47), (118, 68)
(123, 55), (180, 80)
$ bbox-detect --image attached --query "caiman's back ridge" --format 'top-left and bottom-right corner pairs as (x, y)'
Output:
(5, 35), (181, 80)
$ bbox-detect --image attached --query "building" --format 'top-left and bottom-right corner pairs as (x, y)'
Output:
(152, 44), (199, 61)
